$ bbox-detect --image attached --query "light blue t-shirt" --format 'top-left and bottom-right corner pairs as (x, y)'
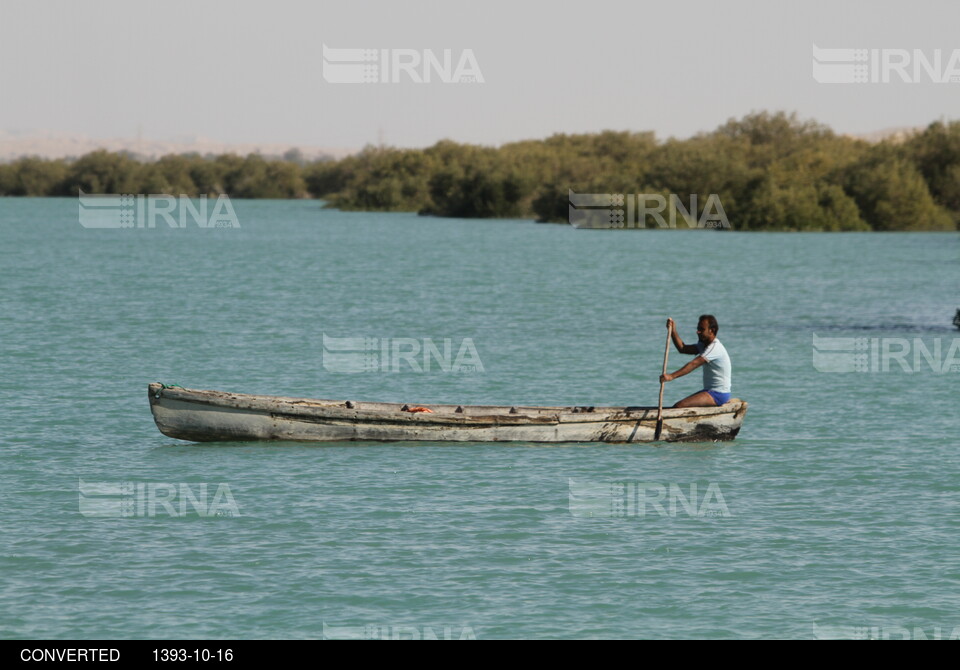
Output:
(697, 339), (732, 393)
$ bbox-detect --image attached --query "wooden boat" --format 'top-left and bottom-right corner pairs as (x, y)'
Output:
(148, 383), (747, 443)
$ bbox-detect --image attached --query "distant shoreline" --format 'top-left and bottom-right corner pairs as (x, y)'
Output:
(4, 195), (960, 234)
(1, 111), (958, 231)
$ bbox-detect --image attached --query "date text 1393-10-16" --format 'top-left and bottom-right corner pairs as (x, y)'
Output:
(153, 649), (234, 662)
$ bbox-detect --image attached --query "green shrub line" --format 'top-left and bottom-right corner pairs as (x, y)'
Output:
(2, 112), (958, 231)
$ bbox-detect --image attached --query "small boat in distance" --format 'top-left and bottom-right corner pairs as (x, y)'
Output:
(148, 384), (748, 444)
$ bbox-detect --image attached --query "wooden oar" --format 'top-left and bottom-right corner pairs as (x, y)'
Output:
(654, 322), (672, 440)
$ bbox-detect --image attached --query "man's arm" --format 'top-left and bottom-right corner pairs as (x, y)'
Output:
(666, 318), (700, 355)
(660, 356), (707, 383)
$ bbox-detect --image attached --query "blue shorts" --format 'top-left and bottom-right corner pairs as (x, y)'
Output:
(703, 389), (731, 406)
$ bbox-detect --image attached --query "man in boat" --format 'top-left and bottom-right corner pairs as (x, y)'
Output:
(659, 315), (732, 407)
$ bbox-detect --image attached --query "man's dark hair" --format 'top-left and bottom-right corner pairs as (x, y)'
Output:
(698, 314), (719, 334)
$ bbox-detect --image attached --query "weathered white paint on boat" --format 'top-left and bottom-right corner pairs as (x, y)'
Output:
(148, 383), (748, 443)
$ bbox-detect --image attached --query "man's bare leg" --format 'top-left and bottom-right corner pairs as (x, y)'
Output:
(673, 391), (717, 408)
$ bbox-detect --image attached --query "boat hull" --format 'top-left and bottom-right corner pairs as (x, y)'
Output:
(148, 384), (747, 444)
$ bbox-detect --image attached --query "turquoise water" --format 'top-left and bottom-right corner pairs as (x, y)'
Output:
(1, 198), (958, 639)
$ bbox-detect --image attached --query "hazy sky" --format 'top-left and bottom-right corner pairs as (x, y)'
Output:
(1, 0), (959, 149)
